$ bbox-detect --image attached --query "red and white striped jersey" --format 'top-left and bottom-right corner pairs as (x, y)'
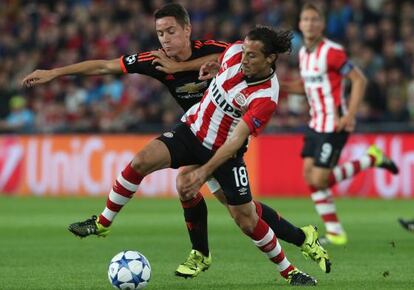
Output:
(299, 38), (353, 133)
(183, 42), (279, 150)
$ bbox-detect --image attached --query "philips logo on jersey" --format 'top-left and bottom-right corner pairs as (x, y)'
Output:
(302, 75), (323, 83)
(211, 82), (242, 118)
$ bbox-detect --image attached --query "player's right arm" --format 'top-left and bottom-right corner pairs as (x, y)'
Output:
(279, 79), (306, 95)
(181, 120), (252, 196)
(22, 58), (122, 88)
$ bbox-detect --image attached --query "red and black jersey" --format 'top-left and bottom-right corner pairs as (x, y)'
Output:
(120, 40), (228, 112)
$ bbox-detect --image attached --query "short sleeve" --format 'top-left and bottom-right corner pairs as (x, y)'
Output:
(120, 52), (157, 75)
(242, 98), (277, 136)
(327, 48), (353, 76)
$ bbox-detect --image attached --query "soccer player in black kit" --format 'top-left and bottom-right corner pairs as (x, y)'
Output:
(22, 3), (330, 279)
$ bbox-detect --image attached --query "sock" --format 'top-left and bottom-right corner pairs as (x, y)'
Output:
(250, 218), (295, 278)
(328, 155), (375, 187)
(254, 201), (305, 247)
(98, 162), (144, 227)
(310, 187), (345, 236)
(181, 192), (209, 256)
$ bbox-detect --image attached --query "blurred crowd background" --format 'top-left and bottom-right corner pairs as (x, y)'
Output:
(1, 0), (414, 134)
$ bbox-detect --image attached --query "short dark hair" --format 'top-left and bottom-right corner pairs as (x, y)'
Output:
(154, 3), (190, 28)
(246, 26), (292, 56)
(301, 2), (324, 20)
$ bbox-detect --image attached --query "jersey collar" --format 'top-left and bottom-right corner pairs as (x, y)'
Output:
(244, 69), (275, 86)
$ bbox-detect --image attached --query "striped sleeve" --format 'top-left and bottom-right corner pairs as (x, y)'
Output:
(327, 48), (353, 76)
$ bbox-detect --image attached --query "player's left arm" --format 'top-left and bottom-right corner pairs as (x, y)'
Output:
(337, 66), (367, 132)
(151, 50), (221, 74)
(328, 47), (367, 132)
(182, 98), (276, 195)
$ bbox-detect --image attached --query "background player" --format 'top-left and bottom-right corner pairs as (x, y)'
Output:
(281, 3), (399, 245)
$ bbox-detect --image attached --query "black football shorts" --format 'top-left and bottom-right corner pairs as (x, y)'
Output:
(157, 122), (252, 205)
(301, 127), (349, 168)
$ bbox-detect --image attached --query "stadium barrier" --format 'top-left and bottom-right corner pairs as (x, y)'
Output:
(0, 133), (412, 198)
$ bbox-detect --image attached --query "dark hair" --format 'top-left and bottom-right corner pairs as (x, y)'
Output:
(301, 2), (324, 20)
(154, 3), (190, 28)
(246, 26), (293, 56)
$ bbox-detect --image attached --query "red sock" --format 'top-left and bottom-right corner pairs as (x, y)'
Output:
(98, 162), (144, 227)
(250, 218), (294, 278)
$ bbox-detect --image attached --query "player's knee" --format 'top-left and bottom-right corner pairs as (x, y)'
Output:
(176, 174), (196, 201)
(179, 192), (195, 201)
(131, 152), (150, 176)
(310, 176), (329, 190)
(303, 172), (312, 185)
(177, 187), (195, 201)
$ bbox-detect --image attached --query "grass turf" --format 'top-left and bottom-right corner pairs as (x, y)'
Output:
(0, 196), (413, 289)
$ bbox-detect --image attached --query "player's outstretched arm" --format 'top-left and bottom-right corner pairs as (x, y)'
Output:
(151, 50), (220, 74)
(182, 120), (250, 195)
(22, 58), (122, 88)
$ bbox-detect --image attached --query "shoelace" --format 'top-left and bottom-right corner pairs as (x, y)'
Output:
(182, 253), (201, 270)
(303, 244), (326, 265)
(77, 216), (97, 228)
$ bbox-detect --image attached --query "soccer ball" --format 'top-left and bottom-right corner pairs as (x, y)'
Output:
(108, 250), (151, 290)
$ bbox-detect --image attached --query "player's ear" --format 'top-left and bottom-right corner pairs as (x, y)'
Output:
(267, 54), (277, 65)
(184, 24), (192, 38)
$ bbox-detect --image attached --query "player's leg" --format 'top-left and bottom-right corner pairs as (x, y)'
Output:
(302, 129), (348, 245)
(326, 145), (399, 187)
(307, 164), (347, 245)
(228, 201), (317, 285)
(174, 165), (211, 278)
(209, 179), (306, 246)
(214, 160), (319, 285)
(68, 139), (172, 237)
(208, 178), (330, 272)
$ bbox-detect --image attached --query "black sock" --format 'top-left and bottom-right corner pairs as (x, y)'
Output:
(181, 193), (209, 256)
(254, 201), (305, 247)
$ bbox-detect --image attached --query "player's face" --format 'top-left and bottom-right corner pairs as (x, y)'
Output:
(241, 38), (275, 78)
(299, 9), (324, 40)
(155, 16), (191, 58)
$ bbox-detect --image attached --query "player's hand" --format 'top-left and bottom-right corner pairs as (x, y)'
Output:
(181, 168), (207, 197)
(21, 69), (57, 88)
(151, 50), (182, 74)
(336, 115), (356, 132)
(199, 61), (220, 80)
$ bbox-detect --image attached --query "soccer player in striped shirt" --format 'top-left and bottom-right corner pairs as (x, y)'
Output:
(73, 26), (330, 285)
(281, 3), (399, 245)
(175, 26), (325, 285)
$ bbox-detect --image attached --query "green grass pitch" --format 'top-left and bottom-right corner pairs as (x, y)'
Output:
(0, 195), (413, 289)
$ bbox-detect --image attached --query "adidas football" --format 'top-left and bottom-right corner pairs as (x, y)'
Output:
(108, 250), (151, 289)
